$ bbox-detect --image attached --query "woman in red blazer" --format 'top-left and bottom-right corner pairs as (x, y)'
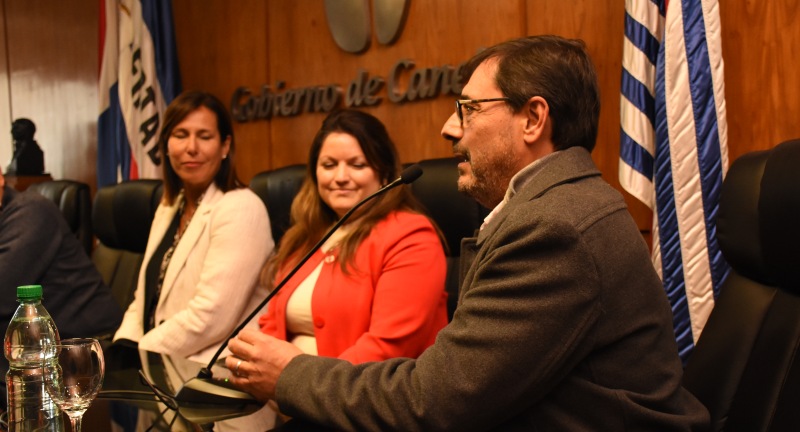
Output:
(258, 109), (448, 364)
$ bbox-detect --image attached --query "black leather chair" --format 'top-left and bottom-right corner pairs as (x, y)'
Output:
(249, 164), (307, 246)
(91, 179), (163, 311)
(682, 139), (800, 431)
(408, 158), (486, 319)
(27, 179), (93, 255)
(250, 158), (485, 320)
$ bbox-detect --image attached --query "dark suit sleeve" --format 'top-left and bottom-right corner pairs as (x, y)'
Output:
(276, 212), (601, 431)
(0, 194), (63, 318)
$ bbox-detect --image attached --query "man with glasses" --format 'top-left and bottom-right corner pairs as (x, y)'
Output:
(225, 35), (709, 431)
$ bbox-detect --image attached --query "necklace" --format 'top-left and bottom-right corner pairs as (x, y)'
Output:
(148, 191), (204, 329)
(173, 192), (205, 240)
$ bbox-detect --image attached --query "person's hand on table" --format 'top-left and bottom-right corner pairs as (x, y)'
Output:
(225, 328), (303, 402)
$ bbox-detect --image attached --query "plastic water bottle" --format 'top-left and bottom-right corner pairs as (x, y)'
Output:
(4, 285), (64, 431)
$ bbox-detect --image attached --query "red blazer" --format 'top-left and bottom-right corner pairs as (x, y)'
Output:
(259, 211), (448, 363)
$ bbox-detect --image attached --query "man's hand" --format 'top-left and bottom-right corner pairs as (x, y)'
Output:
(225, 329), (303, 402)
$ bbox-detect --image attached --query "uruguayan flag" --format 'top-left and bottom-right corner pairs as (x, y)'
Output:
(620, 0), (730, 363)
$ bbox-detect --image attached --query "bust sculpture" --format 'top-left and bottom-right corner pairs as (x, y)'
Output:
(6, 118), (45, 176)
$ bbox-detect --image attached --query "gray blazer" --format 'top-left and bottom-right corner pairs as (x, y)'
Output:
(277, 147), (709, 431)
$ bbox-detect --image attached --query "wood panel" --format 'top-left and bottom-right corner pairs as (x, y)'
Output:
(719, 1), (800, 162)
(0, 0), (12, 168)
(265, 0), (524, 172)
(4, 0), (98, 189)
(172, 0), (271, 184)
(173, 0), (524, 182)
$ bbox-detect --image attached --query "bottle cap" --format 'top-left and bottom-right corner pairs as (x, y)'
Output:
(17, 285), (43, 300)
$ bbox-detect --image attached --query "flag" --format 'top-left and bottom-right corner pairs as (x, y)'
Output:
(620, 0), (730, 363)
(98, 0), (181, 187)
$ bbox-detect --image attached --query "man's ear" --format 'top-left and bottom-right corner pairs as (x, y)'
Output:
(523, 96), (550, 145)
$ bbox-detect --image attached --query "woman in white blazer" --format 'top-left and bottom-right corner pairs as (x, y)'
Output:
(114, 91), (274, 362)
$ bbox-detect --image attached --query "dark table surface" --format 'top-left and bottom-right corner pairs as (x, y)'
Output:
(1, 343), (336, 431)
(100, 343), (278, 430)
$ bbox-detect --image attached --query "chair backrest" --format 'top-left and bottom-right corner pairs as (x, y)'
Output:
(682, 138), (800, 431)
(249, 164), (307, 245)
(408, 158), (486, 255)
(408, 158), (486, 318)
(251, 158), (485, 319)
(27, 179), (93, 255)
(92, 179), (163, 311)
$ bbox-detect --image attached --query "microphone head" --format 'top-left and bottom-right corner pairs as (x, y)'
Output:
(400, 164), (423, 184)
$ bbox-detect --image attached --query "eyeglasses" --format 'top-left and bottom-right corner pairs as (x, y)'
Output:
(456, 98), (511, 126)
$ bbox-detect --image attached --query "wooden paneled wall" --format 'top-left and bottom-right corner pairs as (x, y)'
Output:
(1, 1), (798, 231)
(0, 0), (97, 186)
(720, 1), (800, 163)
(170, 0), (800, 231)
(172, 0), (528, 184)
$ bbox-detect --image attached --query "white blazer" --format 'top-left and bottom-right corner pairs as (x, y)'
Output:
(114, 183), (274, 362)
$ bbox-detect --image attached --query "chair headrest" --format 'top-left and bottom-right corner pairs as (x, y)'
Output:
(27, 180), (89, 233)
(716, 149), (771, 284)
(249, 164), (307, 245)
(92, 180), (163, 253)
(759, 139), (800, 293)
(717, 139), (800, 293)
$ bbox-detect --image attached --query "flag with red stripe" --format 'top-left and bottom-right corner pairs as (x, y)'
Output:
(98, 0), (181, 187)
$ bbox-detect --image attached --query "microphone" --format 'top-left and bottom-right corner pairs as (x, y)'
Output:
(173, 164), (424, 405)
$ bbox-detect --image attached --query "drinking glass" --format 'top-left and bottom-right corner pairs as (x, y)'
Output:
(43, 338), (105, 432)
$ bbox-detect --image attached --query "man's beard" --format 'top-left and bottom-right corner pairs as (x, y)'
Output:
(457, 145), (516, 209)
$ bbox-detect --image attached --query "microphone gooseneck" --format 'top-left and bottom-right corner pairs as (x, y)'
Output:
(197, 164), (424, 378)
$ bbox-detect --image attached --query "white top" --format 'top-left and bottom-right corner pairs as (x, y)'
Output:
(285, 227), (349, 355)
